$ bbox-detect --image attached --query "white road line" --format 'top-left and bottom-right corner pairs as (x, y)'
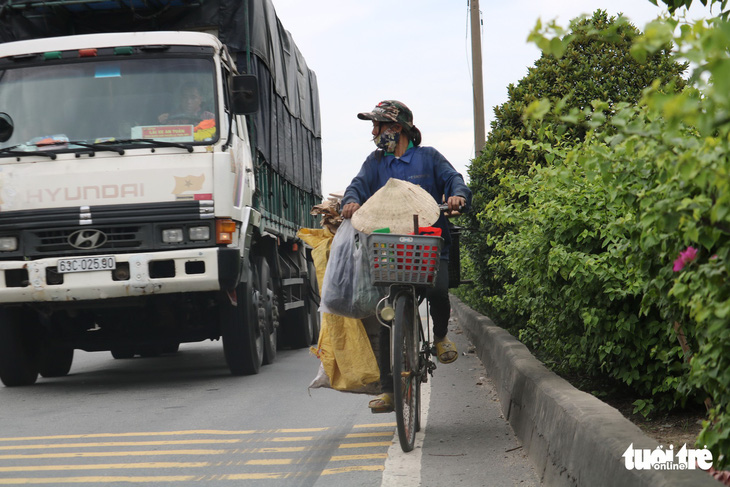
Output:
(380, 378), (430, 487)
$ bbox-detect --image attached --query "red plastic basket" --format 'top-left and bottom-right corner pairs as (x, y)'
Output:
(367, 233), (443, 287)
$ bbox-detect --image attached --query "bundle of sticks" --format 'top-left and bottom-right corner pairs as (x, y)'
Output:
(310, 194), (343, 234)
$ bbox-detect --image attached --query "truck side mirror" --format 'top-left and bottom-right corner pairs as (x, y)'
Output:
(0, 113), (14, 142)
(231, 75), (259, 114)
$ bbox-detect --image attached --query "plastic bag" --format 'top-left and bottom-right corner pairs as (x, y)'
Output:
(320, 219), (383, 319)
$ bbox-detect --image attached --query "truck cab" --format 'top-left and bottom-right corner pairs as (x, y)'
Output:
(0, 29), (320, 386)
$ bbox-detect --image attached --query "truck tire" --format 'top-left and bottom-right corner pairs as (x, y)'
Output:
(0, 308), (40, 387)
(138, 344), (161, 358)
(39, 343), (74, 378)
(258, 257), (278, 365)
(221, 268), (264, 375)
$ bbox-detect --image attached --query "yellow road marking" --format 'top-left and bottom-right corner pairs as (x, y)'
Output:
(0, 450), (228, 460)
(0, 440), (240, 451)
(0, 462), (208, 472)
(244, 453), (388, 466)
(218, 473), (289, 480)
(255, 447), (307, 453)
(245, 458), (293, 465)
(275, 428), (328, 433)
(0, 429), (328, 443)
(0, 426), (393, 483)
(0, 476), (199, 484)
(0, 444), (390, 461)
(353, 423), (396, 428)
(322, 465), (385, 475)
(345, 432), (394, 438)
(338, 441), (393, 449)
(0, 465), (388, 484)
(331, 453), (388, 461)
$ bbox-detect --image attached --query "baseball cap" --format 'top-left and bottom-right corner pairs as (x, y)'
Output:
(358, 100), (422, 146)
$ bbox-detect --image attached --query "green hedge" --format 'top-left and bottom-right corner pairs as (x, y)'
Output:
(461, 9), (730, 466)
(463, 11), (685, 330)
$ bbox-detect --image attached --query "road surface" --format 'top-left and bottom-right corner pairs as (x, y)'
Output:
(0, 316), (539, 486)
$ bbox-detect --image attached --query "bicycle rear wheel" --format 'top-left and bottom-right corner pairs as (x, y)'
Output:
(393, 291), (419, 452)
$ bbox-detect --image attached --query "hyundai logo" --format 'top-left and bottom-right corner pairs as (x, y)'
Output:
(68, 229), (108, 250)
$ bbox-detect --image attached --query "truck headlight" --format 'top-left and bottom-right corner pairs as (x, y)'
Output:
(162, 228), (184, 243)
(0, 236), (18, 251)
(189, 226), (210, 241)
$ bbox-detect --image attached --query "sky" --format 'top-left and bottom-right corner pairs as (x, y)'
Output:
(270, 1), (708, 198)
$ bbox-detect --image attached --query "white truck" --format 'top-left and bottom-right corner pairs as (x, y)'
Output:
(0, 0), (322, 386)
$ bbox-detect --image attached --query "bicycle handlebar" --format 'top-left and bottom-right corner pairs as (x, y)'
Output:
(437, 203), (467, 214)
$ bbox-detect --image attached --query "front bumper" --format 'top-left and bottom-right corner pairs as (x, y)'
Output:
(0, 247), (240, 303)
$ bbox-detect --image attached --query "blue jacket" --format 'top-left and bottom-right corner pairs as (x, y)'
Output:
(342, 145), (472, 259)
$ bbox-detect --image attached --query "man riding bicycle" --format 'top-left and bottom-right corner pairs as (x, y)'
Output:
(340, 100), (472, 412)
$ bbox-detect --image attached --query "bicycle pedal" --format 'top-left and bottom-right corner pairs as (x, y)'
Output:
(370, 406), (394, 414)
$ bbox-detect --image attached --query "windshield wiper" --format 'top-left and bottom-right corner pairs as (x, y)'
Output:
(68, 141), (125, 156)
(0, 137), (195, 159)
(0, 145), (57, 159)
(113, 138), (194, 153)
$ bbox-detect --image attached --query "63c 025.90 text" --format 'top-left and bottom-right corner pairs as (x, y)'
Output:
(57, 256), (116, 274)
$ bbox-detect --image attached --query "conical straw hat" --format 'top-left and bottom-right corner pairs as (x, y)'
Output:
(351, 178), (440, 234)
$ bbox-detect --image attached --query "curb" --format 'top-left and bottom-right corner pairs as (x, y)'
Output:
(449, 295), (717, 487)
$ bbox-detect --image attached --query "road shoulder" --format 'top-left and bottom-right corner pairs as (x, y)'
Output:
(420, 311), (541, 486)
(450, 294), (718, 487)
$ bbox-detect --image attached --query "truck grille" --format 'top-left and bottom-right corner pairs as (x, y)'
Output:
(0, 201), (215, 258)
(33, 226), (142, 254)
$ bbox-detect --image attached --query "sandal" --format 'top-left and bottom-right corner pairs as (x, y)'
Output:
(368, 393), (394, 413)
(435, 337), (458, 364)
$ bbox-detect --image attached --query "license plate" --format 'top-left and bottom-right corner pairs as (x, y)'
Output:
(57, 256), (116, 274)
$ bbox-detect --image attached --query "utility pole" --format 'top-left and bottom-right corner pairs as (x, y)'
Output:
(470, 0), (486, 157)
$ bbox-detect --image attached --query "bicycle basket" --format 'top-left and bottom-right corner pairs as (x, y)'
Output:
(367, 234), (443, 287)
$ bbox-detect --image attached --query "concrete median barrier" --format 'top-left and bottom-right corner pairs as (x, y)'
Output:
(450, 295), (718, 487)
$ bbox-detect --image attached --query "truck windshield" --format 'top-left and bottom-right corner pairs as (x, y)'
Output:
(0, 56), (218, 151)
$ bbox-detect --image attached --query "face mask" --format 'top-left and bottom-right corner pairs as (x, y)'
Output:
(374, 126), (400, 153)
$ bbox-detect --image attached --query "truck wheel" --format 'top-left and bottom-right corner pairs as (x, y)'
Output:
(221, 268), (264, 375)
(258, 257), (278, 365)
(0, 308), (40, 387)
(39, 343), (74, 378)
(138, 344), (161, 358)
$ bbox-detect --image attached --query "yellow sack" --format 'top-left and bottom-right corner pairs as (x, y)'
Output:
(298, 228), (380, 393)
(313, 313), (379, 392)
(297, 227), (332, 296)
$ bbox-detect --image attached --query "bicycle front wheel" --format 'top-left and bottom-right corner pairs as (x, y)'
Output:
(392, 291), (419, 452)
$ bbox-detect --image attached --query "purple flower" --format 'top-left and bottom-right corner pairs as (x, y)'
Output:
(673, 246), (698, 272)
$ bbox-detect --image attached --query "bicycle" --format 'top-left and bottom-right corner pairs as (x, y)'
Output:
(366, 212), (447, 452)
